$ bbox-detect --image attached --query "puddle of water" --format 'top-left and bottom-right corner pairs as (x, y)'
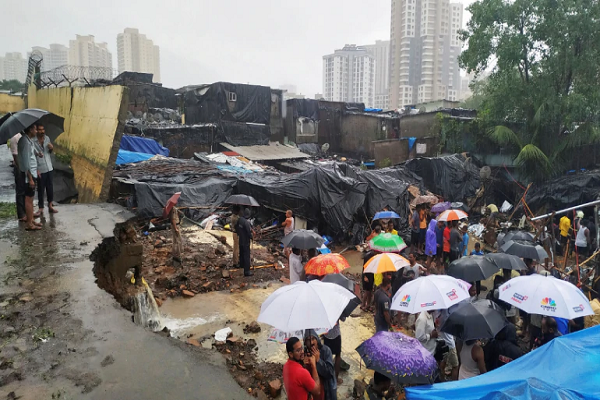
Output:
(160, 284), (376, 394)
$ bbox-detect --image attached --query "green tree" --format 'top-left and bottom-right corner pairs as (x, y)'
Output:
(460, 0), (600, 181)
(0, 79), (24, 93)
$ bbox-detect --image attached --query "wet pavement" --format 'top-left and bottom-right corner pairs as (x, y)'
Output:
(0, 150), (250, 399)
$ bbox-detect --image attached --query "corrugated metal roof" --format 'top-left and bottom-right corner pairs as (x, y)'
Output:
(220, 142), (309, 161)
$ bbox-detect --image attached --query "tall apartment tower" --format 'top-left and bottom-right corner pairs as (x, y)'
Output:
(362, 40), (390, 109)
(0, 52), (28, 82)
(117, 28), (161, 83)
(68, 35), (113, 79)
(31, 44), (69, 71)
(322, 45), (376, 107)
(389, 0), (463, 108)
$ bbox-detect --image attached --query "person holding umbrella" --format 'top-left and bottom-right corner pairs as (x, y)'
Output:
(304, 330), (336, 400)
(374, 272), (393, 332)
(289, 248), (304, 284)
(230, 205), (240, 268)
(236, 208), (254, 277)
(18, 124), (42, 231)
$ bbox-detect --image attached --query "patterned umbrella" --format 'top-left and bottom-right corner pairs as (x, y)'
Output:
(304, 253), (350, 276)
(356, 331), (438, 384)
(363, 253), (410, 274)
(431, 201), (451, 214)
(369, 233), (407, 253)
(437, 209), (469, 222)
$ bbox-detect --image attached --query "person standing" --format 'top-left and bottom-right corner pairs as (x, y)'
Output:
(283, 337), (321, 400)
(458, 339), (486, 380)
(170, 206), (183, 264)
(33, 123), (57, 215)
(415, 310), (438, 356)
(436, 220), (445, 265)
(366, 225), (382, 242)
(438, 308), (459, 381)
(18, 125), (42, 231)
(407, 253), (427, 278)
(471, 242), (484, 256)
(322, 322), (343, 387)
(361, 250), (376, 312)
(460, 224), (469, 257)
(289, 248), (303, 284)
(425, 219), (437, 267)
(410, 207), (420, 254)
(374, 273), (392, 332)
(236, 208), (253, 277)
(385, 220), (397, 235)
(559, 214), (571, 255)
(449, 221), (462, 262)
(9, 132), (26, 221)
(443, 223), (451, 268)
(575, 219), (591, 259)
(282, 210), (295, 236)
(419, 206), (428, 254)
(483, 324), (523, 371)
(304, 330), (336, 400)
(230, 205), (240, 268)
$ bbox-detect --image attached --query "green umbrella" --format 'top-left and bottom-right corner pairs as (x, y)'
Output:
(369, 233), (407, 253)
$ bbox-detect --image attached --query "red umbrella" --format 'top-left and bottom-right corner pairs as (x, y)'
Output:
(162, 192), (181, 218)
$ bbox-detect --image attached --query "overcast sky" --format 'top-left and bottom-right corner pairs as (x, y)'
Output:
(2, 0), (475, 96)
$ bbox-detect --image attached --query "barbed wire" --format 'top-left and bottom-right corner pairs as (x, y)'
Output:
(36, 65), (117, 88)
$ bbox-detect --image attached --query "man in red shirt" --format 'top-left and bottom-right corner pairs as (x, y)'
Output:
(283, 337), (321, 400)
(443, 224), (451, 271)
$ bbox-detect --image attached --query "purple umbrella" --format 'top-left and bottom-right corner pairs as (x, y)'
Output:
(431, 201), (451, 214)
(356, 331), (438, 384)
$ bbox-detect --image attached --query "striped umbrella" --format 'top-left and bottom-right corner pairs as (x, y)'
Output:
(363, 253), (410, 274)
(437, 209), (469, 222)
(304, 253), (350, 276)
(369, 233), (407, 253)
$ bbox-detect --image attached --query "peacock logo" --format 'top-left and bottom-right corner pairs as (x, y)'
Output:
(398, 294), (411, 307)
(540, 297), (557, 312)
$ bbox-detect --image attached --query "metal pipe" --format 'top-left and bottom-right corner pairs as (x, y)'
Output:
(530, 199), (600, 221)
(596, 205), (599, 254)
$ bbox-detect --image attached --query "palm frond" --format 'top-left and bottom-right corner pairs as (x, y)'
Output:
(487, 125), (522, 148)
(531, 101), (550, 143)
(515, 144), (553, 178)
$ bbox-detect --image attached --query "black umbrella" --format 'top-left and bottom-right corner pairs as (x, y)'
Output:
(281, 229), (324, 249)
(501, 240), (548, 260)
(448, 255), (500, 282)
(224, 194), (260, 207)
(503, 231), (534, 245)
(441, 299), (508, 341)
(486, 253), (527, 271)
(321, 273), (360, 320)
(0, 108), (64, 143)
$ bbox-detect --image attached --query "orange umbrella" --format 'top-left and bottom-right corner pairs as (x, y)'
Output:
(363, 253), (410, 274)
(305, 254), (350, 276)
(437, 209), (468, 222)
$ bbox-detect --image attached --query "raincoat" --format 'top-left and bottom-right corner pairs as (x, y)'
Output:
(425, 219), (437, 257)
(306, 330), (337, 400)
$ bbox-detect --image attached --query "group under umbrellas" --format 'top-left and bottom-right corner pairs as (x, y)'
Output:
(0, 108), (65, 143)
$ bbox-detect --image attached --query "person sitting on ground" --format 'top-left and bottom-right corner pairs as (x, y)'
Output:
(532, 317), (562, 349)
(374, 273), (393, 332)
(289, 248), (304, 284)
(361, 250), (376, 312)
(366, 225), (382, 242)
(304, 330), (336, 400)
(407, 253), (427, 278)
(281, 210), (295, 236)
(283, 337), (321, 400)
(458, 339), (486, 380)
(483, 323), (523, 371)
(365, 372), (391, 400)
(416, 309), (438, 356)
(470, 242), (484, 256)
(386, 220), (397, 235)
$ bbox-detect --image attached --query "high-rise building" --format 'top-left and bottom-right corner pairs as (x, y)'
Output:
(68, 35), (113, 79)
(117, 28), (161, 83)
(322, 44), (376, 107)
(0, 52), (28, 82)
(389, 0), (463, 108)
(362, 40), (390, 109)
(32, 44), (69, 72)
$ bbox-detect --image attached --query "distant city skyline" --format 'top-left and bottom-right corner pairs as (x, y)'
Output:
(117, 28), (161, 83)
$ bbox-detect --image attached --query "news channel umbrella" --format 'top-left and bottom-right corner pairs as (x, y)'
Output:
(391, 275), (470, 313)
(0, 108), (64, 143)
(498, 274), (594, 320)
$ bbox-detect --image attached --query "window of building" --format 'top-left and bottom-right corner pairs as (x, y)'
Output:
(228, 92), (237, 102)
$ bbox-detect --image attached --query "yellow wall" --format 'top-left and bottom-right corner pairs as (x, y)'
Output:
(28, 85), (128, 202)
(0, 93), (25, 114)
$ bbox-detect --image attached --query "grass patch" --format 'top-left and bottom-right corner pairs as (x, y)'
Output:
(33, 327), (55, 342)
(55, 153), (72, 165)
(0, 202), (16, 218)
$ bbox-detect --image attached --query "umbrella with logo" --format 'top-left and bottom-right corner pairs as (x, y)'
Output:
(356, 331), (438, 384)
(374, 211), (400, 221)
(304, 253), (350, 276)
(369, 233), (407, 253)
(281, 229), (325, 250)
(498, 274), (594, 320)
(224, 194), (260, 207)
(267, 327), (329, 344)
(257, 280), (355, 331)
(437, 209), (469, 222)
(391, 275), (470, 313)
(448, 255), (500, 282)
(363, 253), (410, 274)
(322, 273), (361, 320)
(440, 299), (508, 341)
(501, 240), (548, 260)
(486, 253), (527, 271)
(0, 108), (64, 143)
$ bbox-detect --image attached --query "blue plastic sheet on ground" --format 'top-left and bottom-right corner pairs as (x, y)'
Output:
(408, 137), (417, 151)
(406, 325), (600, 400)
(120, 135), (169, 156)
(116, 149), (154, 165)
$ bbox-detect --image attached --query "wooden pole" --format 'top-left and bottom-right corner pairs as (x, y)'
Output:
(508, 183), (532, 221)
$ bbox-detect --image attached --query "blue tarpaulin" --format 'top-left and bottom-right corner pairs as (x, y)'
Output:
(408, 137), (417, 151)
(406, 325), (600, 400)
(120, 135), (169, 156)
(116, 149), (154, 165)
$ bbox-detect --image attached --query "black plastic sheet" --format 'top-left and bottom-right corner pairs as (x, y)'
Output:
(220, 121), (269, 146)
(525, 170), (600, 213)
(290, 99), (320, 120)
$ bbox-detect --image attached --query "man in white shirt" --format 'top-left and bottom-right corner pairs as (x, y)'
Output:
(416, 310), (438, 356)
(407, 253), (427, 278)
(17, 124), (42, 231)
(288, 248), (304, 284)
(9, 132), (26, 221)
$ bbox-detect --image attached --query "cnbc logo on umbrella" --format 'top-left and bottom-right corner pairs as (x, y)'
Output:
(541, 297), (557, 312)
(398, 295), (411, 307)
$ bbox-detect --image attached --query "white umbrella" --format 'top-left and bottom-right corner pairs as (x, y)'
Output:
(391, 275), (470, 313)
(267, 327), (329, 344)
(257, 280), (355, 332)
(498, 274), (594, 320)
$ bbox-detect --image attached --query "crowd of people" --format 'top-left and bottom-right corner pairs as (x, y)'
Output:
(8, 123), (57, 231)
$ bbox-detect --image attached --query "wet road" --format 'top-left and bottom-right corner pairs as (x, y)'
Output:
(0, 151), (251, 400)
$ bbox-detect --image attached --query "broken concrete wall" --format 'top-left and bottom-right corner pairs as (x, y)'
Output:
(0, 92), (25, 114)
(374, 136), (440, 167)
(340, 113), (395, 159)
(28, 84), (129, 202)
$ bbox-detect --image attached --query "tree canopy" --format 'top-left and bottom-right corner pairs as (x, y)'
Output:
(0, 79), (24, 93)
(459, 0), (600, 181)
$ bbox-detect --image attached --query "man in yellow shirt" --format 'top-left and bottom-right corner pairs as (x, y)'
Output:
(559, 215), (571, 255)
(584, 297), (600, 328)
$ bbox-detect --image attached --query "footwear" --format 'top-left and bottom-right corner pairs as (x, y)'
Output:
(244, 271), (254, 277)
(34, 211), (41, 218)
(340, 359), (350, 371)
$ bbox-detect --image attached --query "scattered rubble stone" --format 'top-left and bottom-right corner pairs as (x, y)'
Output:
(182, 290), (195, 298)
(269, 379), (282, 398)
(244, 322), (261, 334)
(187, 339), (201, 347)
(100, 355), (115, 367)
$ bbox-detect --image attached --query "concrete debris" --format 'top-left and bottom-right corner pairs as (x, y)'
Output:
(182, 290), (195, 298)
(187, 339), (201, 347)
(243, 322), (261, 334)
(268, 379), (282, 398)
(215, 327), (232, 342)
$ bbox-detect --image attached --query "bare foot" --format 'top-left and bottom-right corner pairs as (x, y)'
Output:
(49, 207), (58, 213)
(25, 225), (42, 231)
